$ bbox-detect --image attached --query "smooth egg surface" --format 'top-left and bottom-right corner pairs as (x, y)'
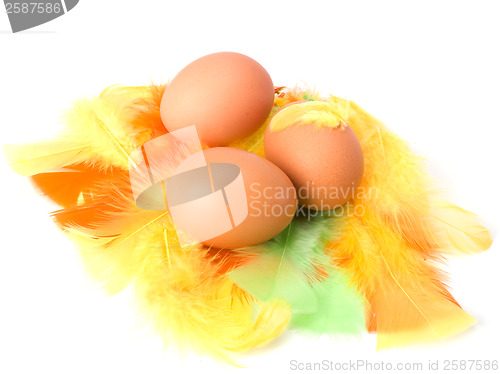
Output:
(166, 147), (297, 249)
(264, 111), (364, 210)
(160, 52), (274, 147)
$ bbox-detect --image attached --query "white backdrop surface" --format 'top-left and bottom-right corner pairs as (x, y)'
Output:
(1, 1), (499, 373)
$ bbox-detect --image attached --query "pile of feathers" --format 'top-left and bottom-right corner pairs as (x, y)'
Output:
(4, 84), (492, 363)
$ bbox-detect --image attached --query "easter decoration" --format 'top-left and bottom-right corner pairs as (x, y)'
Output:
(4, 52), (492, 362)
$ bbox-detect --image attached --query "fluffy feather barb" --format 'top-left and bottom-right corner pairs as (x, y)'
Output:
(4, 85), (165, 175)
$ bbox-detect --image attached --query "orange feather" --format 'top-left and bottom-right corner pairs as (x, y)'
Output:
(327, 210), (475, 349)
(30, 163), (115, 208)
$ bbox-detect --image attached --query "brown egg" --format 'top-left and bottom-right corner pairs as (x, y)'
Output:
(160, 52), (274, 147)
(166, 147), (297, 249)
(264, 102), (364, 210)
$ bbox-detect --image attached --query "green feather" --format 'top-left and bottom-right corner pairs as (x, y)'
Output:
(291, 271), (366, 334)
(229, 213), (366, 335)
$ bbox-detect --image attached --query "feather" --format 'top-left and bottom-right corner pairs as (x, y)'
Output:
(366, 210), (476, 349)
(428, 201), (493, 255)
(57, 123), (207, 288)
(328, 96), (492, 256)
(229, 88), (322, 157)
(49, 169), (132, 230)
(15, 84), (168, 208)
(230, 214), (366, 335)
(59, 181), (291, 362)
(228, 119), (269, 157)
(327, 210), (476, 349)
(128, 83), (168, 138)
(306, 96), (485, 347)
(339, 97), (436, 253)
(131, 228), (291, 362)
(51, 141), (290, 361)
(4, 141), (89, 177)
(291, 270), (366, 335)
(268, 99), (350, 132)
(230, 215), (335, 310)
(30, 164), (116, 208)
(3, 85), (162, 175)
(64, 228), (129, 294)
(67, 214), (290, 361)
(63, 201), (170, 295)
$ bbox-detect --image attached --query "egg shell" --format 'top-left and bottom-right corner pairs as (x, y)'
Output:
(264, 117), (364, 210)
(160, 52), (274, 147)
(168, 147), (297, 249)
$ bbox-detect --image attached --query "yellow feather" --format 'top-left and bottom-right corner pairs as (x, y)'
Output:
(228, 115), (270, 157)
(428, 202), (493, 255)
(4, 85), (158, 176)
(331, 96), (491, 256)
(132, 231), (291, 362)
(230, 88), (327, 156)
(4, 141), (88, 176)
(58, 168), (291, 361)
(268, 100), (350, 132)
(71, 217), (290, 361)
(327, 212), (380, 296)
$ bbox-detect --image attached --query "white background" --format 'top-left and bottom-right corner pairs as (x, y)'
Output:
(1, 1), (499, 373)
